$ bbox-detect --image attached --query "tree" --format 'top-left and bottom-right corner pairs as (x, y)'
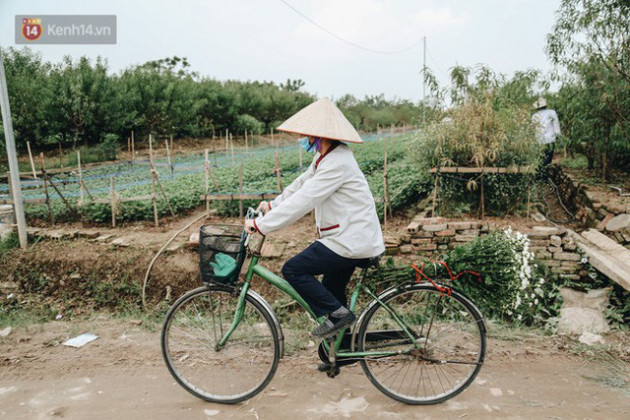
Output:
(547, 0), (630, 178)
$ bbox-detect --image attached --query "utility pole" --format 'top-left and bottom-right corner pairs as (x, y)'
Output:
(0, 51), (28, 248)
(422, 36), (426, 126)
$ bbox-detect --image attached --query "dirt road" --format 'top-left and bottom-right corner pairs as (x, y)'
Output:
(1, 317), (628, 420)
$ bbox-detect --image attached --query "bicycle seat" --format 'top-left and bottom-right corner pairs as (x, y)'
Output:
(357, 253), (383, 269)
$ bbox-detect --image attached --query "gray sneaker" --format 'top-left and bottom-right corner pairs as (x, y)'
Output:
(311, 312), (356, 338)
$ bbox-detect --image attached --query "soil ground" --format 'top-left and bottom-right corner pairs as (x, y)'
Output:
(0, 317), (628, 420)
(2, 202), (629, 419)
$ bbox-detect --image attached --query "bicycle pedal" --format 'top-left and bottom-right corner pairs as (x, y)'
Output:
(326, 366), (340, 378)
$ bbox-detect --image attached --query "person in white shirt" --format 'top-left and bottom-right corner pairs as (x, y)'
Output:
(532, 97), (561, 180)
(245, 98), (385, 339)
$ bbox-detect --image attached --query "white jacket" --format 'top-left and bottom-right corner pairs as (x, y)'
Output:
(532, 109), (561, 145)
(254, 143), (385, 259)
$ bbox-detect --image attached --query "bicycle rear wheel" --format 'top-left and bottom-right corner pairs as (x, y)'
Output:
(161, 285), (280, 403)
(357, 283), (486, 405)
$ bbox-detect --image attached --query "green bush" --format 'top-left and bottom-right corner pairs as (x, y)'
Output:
(99, 133), (119, 161)
(411, 96), (540, 215)
(234, 114), (264, 135)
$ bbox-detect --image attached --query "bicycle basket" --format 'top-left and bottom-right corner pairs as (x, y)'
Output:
(199, 224), (245, 284)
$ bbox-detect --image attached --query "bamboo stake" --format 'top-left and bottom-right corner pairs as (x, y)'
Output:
(386, 125), (394, 219)
(148, 135), (159, 226)
(479, 176), (485, 219)
(165, 139), (173, 174)
(230, 133), (235, 165)
(58, 143), (64, 171)
(527, 186), (531, 219)
(383, 132), (388, 231)
(238, 163), (244, 218)
(110, 177), (116, 228)
(127, 136), (130, 154)
(81, 180), (93, 200)
(431, 170), (439, 217)
(155, 171), (175, 217)
(77, 150), (84, 204)
(225, 129), (229, 157)
(170, 135), (173, 152)
(26, 141), (37, 179)
(39, 153), (53, 225)
(204, 149), (210, 212)
(131, 130), (135, 157)
(274, 151), (283, 192)
(150, 170), (159, 227)
(149, 134), (154, 166)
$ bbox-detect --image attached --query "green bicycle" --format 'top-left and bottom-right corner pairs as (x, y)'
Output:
(161, 208), (487, 405)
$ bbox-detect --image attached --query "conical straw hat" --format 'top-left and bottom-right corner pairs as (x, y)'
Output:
(276, 97), (363, 144)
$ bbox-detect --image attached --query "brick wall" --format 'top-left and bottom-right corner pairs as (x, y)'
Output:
(392, 217), (585, 280)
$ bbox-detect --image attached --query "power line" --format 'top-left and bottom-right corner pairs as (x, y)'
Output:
(426, 45), (449, 78)
(278, 0), (423, 55)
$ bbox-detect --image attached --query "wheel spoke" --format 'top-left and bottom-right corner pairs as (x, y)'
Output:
(358, 284), (485, 404)
(162, 287), (278, 403)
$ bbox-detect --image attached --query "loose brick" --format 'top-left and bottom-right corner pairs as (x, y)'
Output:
(434, 229), (455, 237)
(385, 247), (399, 255)
(415, 243), (438, 251)
(460, 229), (480, 237)
(532, 226), (565, 235)
(434, 236), (451, 244)
(597, 212), (615, 230)
(412, 238), (432, 245)
(549, 235), (562, 248)
(413, 231), (434, 238)
(535, 251), (552, 260)
(406, 221), (420, 233)
(454, 235), (477, 242)
(400, 234), (411, 244)
(555, 252), (581, 261)
(548, 246), (563, 253)
(545, 260), (560, 267)
(413, 216), (446, 225)
(563, 241), (577, 251)
(448, 222), (471, 230)
(422, 224), (448, 232)
(560, 261), (581, 270)
(530, 239), (551, 247)
(399, 244), (414, 254)
(529, 246), (547, 252)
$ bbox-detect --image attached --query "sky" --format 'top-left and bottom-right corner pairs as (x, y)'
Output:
(1, 0), (562, 102)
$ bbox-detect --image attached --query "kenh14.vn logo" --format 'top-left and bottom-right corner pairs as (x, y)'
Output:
(21, 18), (42, 41)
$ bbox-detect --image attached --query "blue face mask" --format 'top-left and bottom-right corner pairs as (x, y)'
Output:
(298, 137), (320, 153)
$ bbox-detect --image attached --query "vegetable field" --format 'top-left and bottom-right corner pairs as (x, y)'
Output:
(1, 132), (432, 223)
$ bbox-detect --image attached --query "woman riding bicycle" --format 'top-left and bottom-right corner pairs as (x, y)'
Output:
(245, 97), (385, 338)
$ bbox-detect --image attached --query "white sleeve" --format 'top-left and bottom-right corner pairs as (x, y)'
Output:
(270, 162), (314, 209)
(255, 161), (345, 235)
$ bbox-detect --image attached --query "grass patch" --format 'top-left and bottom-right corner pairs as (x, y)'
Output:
(560, 155), (589, 170)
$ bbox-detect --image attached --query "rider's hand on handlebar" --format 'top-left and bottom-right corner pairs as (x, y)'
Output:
(256, 201), (271, 215)
(245, 219), (258, 234)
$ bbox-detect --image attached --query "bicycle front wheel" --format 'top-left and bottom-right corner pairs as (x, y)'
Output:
(161, 285), (280, 403)
(357, 283), (486, 405)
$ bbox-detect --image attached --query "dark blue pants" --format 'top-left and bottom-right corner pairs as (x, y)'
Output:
(282, 241), (369, 317)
